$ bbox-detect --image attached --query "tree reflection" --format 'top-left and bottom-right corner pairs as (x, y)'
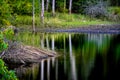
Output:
(69, 34), (77, 80)
(41, 60), (44, 80)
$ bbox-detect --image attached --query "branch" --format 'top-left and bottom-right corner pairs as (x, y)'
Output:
(0, 51), (5, 58)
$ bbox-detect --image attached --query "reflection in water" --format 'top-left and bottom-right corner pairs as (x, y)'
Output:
(52, 35), (55, 50)
(46, 34), (50, 49)
(12, 33), (120, 80)
(51, 35), (55, 67)
(47, 59), (50, 80)
(64, 35), (67, 74)
(55, 59), (58, 80)
(69, 34), (77, 80)
(41, 33), (45, 48)
(14, 64), (39, 80)
(41, 60), (44, 80)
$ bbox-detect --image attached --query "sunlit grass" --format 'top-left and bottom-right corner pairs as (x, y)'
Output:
(15, 13), (117, 28)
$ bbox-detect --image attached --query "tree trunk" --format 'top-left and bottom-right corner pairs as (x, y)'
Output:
(52, 0), (55, 16)
(32, 0), (35, 32)
(69, 0), (72, 14)
(46, 0), (49, 11)
(64, 0), (66, 13)
(39, 0), (41, 18)
(41, 0), (44, 26)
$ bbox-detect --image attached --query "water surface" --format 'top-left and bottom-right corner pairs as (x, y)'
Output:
(10, 33), (120, 80)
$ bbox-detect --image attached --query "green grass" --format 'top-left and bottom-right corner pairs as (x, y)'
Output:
(14, 13), (118, 29)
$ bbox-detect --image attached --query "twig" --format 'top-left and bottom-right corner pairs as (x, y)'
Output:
(0, 51), (5, 58)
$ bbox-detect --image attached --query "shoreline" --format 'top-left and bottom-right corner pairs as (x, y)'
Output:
(18, 24), (120, 34)
(2, 24), (120, 64)
(38, 24), (120, 34)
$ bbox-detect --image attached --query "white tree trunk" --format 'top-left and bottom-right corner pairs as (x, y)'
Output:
(52, 0), (55, 16)
(69, 0), (72, 14)
(32, 0), (35, 32)
(46, 0), (49, 11)
(41, 0), (44, 25)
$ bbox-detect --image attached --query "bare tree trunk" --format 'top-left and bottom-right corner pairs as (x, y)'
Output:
(46, 0), (49, 11)
(41, 0), (44, 26)
(69, 0), (72, 14)
(64, 0), (66, 13)
(39, 0), (41, 18)
(32, 0), (35, 32)
(52, 0), (55, 16)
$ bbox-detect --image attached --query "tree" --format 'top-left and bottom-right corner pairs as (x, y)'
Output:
(32, 0), (35, 32)
(52, 0), (55, 16)
(69, 0), (72, 14)
(64, 0), (66, 13)
(41, 0), (44, 25)
(46, 0), (49, 11)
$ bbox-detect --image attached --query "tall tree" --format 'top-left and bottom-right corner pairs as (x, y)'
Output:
(69, 0), (72, 14)
(46, 0), (49, 11)
(52, 0), (55, 16)
(32, 0), (35, 32)
(41, 0), (44, 26)
(64, 0), (66, 13)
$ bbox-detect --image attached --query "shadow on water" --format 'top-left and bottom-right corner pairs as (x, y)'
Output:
(8, 32), (120, 80)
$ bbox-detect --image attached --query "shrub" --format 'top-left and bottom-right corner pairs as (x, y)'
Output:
(84, 1), (109, 19)
(0, 59), (18, 80)
(108, 7), (120, 21)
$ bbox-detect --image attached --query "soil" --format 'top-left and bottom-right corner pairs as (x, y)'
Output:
(38, 24), (120, 34)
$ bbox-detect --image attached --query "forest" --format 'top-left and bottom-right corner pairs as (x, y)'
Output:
(0, 0), (120, 28)
(0, 0), (120, 80)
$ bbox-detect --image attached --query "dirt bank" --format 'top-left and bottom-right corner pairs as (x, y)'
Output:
(38, 24), (120, 34)
(1, 45), (56, 64)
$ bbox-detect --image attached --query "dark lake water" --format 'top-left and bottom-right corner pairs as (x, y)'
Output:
(9, 33), (120, 80)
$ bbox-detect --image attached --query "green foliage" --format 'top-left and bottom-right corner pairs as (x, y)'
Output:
(116, 45), (120, 61)
(107, 7), (120, 21)
(0, 31), (8, 52)
(0, 28), (15, 52)
(108, 7), (120, 15)
(0, 28), (18, 80)
(3, 28), (14, 40)
(0, 59), (18, 80)
(0, 0), (12, 25)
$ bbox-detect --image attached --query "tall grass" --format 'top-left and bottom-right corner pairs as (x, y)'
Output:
(15, 13), (117, 29)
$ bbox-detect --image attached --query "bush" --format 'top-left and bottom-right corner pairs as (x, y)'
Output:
(108, 7), (120, 21)
(0, 59), (18, 80)
(0, 31), (8, 53)
(84, 1), (108, 19)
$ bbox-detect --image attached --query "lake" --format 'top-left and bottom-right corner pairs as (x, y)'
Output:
(8, 32), (120, 80)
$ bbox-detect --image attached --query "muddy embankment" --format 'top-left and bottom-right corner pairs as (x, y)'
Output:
(38, 24), (120, 34)
(1, 44), (56, 64)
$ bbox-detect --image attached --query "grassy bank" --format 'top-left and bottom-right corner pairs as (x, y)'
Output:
(14, 13), (118, 29)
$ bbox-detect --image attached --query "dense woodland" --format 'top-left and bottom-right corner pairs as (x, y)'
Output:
(0, 0), (120, 26)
